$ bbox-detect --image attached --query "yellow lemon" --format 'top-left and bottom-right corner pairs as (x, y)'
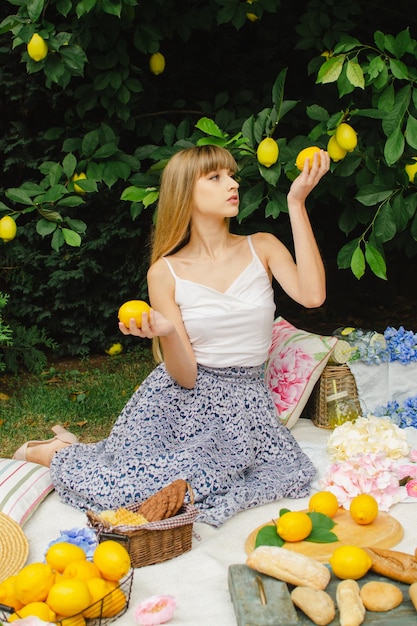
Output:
(27, 33), (48, 62)
(0, 216), (17, 242)
(149, 52), (165, 75)
(256, 138), (279, 168)
(72, 172), (87, 194)
(295, 146), (321, 171)
(327, 135), (347, 162)
(118, 300), (151, 329)
(246, 0), (258, 21)
(335, 123), (357, 152)
(47, 579), (92, 617)
(349, 494), (379, 525)
(105, 342), (123, 356)
(83, 578), (113, 618)
(101, 586), (127, 618)
(0, 576), (23, 611)
(14, 562), (55, 605)
(329, 545), (372, 580)
(276, 511), (313, 542)
(405, 157), (417, 183)
(45, 542), (87, 574)
(93, 540), (131, 582)
(62, 559), (102, 582)
(10, 601), (56, 622)
(57, 615), (86, 626)
(308, 491), (339, 518)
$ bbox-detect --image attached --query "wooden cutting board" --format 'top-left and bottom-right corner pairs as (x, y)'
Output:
(245, 509), (403, 563)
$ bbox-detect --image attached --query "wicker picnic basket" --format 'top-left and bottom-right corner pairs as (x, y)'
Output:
(306, 363), (361, 429)
(87, 501), (198, 568)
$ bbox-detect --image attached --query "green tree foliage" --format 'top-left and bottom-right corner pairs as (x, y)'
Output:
(0, 0), (416, 358)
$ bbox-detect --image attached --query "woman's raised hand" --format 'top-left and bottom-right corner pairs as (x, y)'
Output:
(119, 308), (175, 339)
(287, 149), (330, 205)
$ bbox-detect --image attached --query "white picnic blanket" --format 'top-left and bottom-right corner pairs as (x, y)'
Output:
(23, 419), (417, 626)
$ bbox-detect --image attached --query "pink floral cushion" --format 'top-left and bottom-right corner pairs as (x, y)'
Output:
(265, 317), (337, 429)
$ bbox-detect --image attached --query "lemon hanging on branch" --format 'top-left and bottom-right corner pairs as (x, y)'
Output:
(72, 172), (87, 194)
(405, 157), (417, 183)
(27, 33), (48, 62)
(327, 135), (347, 162)
(149, 52), (165, 75)
(256, 138), (279, 168)
(335, 122), (357, 152)
(0, 215), (17, 242)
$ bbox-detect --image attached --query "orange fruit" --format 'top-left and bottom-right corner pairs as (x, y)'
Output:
(118, 300), (151, 328)
(256, 138), (279, 167)
(93, 540), (131, 582)
(276, 511), (313, 542)
(14, 562), (55, 604)
(45, 542), (87, 573)
(329, 545), (372, 580)
(349, 494), (379, 525)
(295, 146), (321, 171)
(308, 491), (339, 518)
(62, 559), (102, 582)
(47, 579), (92, 617)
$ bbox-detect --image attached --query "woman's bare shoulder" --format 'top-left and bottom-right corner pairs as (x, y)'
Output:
(147, 258), (172, 283)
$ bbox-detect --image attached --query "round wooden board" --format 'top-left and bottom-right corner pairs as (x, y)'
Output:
(245, 509), (403, 563)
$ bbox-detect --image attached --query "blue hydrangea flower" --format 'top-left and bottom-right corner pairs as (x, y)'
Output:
(44, 527), (98, 560)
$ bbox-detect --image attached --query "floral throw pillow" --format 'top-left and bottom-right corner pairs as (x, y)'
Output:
(265, 317), (337, 429)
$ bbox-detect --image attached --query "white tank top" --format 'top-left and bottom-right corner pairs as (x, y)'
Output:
(163, 236), (276, 367)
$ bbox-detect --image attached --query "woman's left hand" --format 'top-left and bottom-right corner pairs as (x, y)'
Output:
(287, 149), (330, 204)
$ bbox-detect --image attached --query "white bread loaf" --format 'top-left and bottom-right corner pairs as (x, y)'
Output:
(291, 586), (335, 625)
(246, 545), (331, 590)
(336, 579), (366, 626)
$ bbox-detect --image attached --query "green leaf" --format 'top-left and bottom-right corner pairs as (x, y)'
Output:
(355, 185), (392, 207)
(406, 116), (417, 150)
(255, 525), (284, 548)
(5, 188), (34, 206)
(374, 202), (397, 242)
(27, 0), (45, 21)
(36, 218), (57, 237)
(346, 60), (365, 89)
(51, 228), (64, 251)
(62, 228), (82, 247)
(316, 55), (344, 85)
(351, 246), (365, 279)
(62, 153), (77, 179)
(195, 117), (225, 139)
(120, 186), (150, 202)
(271, 68), (287, 113)
(305, 527), (339, 543)
(384, 126), (405, 166)
(389, 58), (408, 80)
(365, 243), (387, 280)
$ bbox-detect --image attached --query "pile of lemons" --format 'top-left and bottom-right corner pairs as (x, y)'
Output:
(0, 539), (131, 625)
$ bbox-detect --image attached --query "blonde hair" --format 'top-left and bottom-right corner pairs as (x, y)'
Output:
(150, 145), (238, 264)
(150, 145), (238, 361)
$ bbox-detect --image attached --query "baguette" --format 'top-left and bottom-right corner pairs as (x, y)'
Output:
(291, 586), (335, 625)
(246, 545), (331, 590)
(410, 582), (417, 611)
(364, 546), (417, 584)
(336, 579), (366, 626)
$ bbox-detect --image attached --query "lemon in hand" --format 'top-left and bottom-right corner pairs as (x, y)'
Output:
(118, 300), (151, 328)
(295, 146), (321, 171)
(335, 123), (357, 152)
(329, 545), (372, 580)
(276, 510), (313, 542)
(257, 138), (279, 168)
(308, 491), (339, 518)
(349, 493), (378, 525)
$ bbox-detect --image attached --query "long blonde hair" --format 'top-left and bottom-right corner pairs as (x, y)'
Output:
(150, 145), (238, 361)
(150, 145), (238, 264)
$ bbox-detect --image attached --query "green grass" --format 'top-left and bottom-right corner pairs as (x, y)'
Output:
(0, 347), (155, 458)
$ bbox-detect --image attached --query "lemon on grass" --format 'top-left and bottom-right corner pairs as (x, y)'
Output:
(149, 52), (165, 75)
(349, 493), (379, 525)
(47, 579), (92, 617)
(308, 491), (339, 518)
(14, 562), (55, 605)
(295, 146), (321, 171)
(93, 540), (131, 582)
(327, 135), (347, 162)
(45, 541), (87, 574)
(27, 33), (48, 62)
(257, 138), (279, 168)
(276, 510), (313, 542)
(405, 157), (417, 183)
(335, 123), (358, 152)
(118, 300), (151, 328)
(0, 215), (17, 242)
(329, 545), (372, 580)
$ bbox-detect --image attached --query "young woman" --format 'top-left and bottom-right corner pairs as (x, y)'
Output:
(13, 145), (330, 526)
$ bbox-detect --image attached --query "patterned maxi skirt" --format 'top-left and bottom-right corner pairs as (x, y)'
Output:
(50, 363), (316, 527)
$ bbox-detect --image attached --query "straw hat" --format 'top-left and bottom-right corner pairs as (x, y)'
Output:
(0, 512), (29, 583)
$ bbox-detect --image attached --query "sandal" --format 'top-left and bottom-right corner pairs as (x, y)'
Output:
(12, 424), (78, 461)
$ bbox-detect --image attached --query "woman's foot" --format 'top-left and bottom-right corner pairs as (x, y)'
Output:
(13, 425), (78, 467)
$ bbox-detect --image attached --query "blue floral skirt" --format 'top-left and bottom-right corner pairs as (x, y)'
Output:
(50, 363), (316, 526)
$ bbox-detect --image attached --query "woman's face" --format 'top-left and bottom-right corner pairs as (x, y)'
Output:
(191, 168), (239, 219)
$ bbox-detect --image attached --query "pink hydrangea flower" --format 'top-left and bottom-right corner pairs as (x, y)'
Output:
(409, 449), (417, 462)
(134, 595), (176, 626)
(265, 345), (315, 415)
(406, 479), (417, 497)
(397, 463), (417, 481)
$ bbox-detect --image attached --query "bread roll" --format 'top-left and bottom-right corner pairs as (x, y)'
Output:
(291, 586), (335, 625)
(336, 579), (366, 626)
(410, 582), (417, 610)
(246, 545), (330, 590)
(360, 580), (403, 611)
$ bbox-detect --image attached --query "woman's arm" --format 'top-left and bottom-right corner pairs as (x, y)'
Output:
(254, 150), (329, 308)
(120, 259), (198, 388)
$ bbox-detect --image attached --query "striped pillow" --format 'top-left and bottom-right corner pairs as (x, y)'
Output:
(0, 458), (54, 526)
